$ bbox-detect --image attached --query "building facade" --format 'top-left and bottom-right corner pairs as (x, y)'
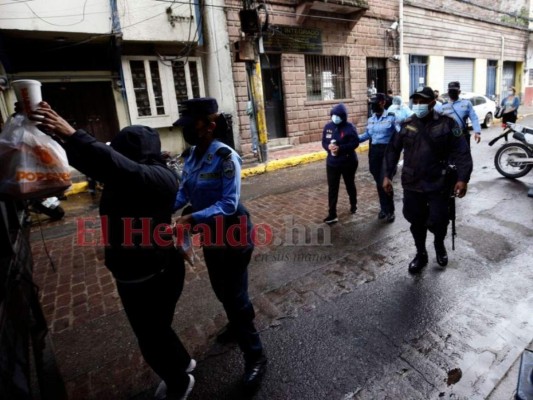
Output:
(227, 0), (402, 156)
(0, 0), (235, 153)
(402, 0), (530, 109)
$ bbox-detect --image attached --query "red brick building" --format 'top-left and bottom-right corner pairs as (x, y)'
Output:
(226, 0), (401, 156)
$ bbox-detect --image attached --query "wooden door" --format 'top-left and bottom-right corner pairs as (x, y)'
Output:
(42, 82), (119, 143)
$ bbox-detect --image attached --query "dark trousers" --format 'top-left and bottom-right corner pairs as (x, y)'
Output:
(369, 144), (394, 214)
(326, 162), (358, 216)
(402, 190), (449, 254)
(203, 246), (263, 362)
(116, 257), (191, 393)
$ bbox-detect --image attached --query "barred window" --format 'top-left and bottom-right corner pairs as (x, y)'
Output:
(305, 55), (350, 101)
(122, 57), (205, 127)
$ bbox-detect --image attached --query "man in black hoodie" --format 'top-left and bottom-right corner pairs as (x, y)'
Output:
(321, 103), (360, 224)
(32, 102), (195, 400)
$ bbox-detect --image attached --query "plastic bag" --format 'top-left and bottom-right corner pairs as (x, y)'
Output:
(0, 114), (71, 199)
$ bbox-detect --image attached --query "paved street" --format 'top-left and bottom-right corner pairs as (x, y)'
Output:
(30, 119), (533, 400)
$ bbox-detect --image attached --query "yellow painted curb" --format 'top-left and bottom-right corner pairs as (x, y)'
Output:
(241, 143), (369, 179)
(65, 181), (88, 196)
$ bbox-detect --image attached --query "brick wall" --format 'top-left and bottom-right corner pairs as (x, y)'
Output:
(226, 0), (401, 154)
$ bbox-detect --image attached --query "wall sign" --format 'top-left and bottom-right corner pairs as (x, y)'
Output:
(263, 25), (322, 54)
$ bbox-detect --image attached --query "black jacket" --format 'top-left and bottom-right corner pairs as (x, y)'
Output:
(384, 111), (473, 192)
(63, 128), (179, 281)
(321, 103), (359, 167)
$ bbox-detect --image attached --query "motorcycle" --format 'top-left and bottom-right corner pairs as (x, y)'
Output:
(489, 122), (533, 179)
(28, 196), (65, 220)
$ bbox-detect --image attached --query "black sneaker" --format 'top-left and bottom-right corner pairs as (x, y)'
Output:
(385, 213), (395, 223)
(350, 205), (357, 214)
(378, 211), (386, 220)
(323, 215), (338, 225)
(243, 355), (267, 389)
(408, 252), (428, 274)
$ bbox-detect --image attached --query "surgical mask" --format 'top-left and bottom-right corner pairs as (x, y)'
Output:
(331, 115), (342, 125)
(508, 91), (514, 96)
(182, 125), (199, 146)
(412, 104), (430, 118)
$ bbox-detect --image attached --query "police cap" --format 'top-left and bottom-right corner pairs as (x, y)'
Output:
(370, 93), (386, 103)
(448, 81), (460, 90)
(173, 97), (219, 126)
(409, 86), (435, 100)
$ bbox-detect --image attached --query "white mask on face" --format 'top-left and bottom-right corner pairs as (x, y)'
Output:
(331, 115), (342, 125)
(412, 104), (429, 118)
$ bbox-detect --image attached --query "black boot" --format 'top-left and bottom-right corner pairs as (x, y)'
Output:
(434, 241), (448, 267)
(408, 252), (428, 274)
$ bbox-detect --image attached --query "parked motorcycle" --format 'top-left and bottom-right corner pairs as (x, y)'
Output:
(28, 196), (65, 220)
(489, 122), (533, 179)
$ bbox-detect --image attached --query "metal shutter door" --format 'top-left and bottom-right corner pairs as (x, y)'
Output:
(444, 57), (474, 92)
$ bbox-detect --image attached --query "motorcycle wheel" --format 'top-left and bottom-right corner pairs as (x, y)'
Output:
(494, 142), (533, 179)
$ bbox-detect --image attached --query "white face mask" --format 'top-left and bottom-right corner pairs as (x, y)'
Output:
(331, 115), (342, 125)
(412, 104), (429, 118)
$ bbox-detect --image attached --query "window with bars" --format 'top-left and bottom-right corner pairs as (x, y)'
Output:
(122, 57), (205, 127)
(305, 55), (350, 101)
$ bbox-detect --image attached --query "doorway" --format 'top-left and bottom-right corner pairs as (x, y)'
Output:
(42, 82), (119, 143)
(261, 55), (286, 139)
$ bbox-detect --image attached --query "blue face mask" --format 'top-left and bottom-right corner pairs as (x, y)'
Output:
(331, 115), (342, 125)
(412, 104), (429, 118)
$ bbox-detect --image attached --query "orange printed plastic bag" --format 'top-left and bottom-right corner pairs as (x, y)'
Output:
(0, 114), (71, 199)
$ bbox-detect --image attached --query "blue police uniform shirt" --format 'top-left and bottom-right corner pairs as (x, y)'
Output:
(439, 99), (481, 132)
(359, 112), (396, 144)
(174, 140), (241, 223)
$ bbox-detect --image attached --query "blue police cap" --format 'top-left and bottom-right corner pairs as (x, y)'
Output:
(173, 97), (219, 126)
(448, 81), (460, 90)
(370, 93), (386, 103)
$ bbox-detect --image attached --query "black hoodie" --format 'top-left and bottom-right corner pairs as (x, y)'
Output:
(63, 126), (180, 281)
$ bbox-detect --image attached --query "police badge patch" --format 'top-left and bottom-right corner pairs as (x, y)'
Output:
(223, 159), (235, 178)
(452, 127), (462, 137)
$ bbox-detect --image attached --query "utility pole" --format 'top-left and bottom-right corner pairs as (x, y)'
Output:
(237, 4), (268, 162)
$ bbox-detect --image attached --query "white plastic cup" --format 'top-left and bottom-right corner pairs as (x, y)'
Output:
(11, 79), (42, 115)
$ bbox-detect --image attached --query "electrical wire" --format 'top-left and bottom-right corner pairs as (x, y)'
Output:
(24, 0), (89, 27)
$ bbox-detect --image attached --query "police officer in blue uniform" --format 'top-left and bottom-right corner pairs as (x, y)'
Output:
(173, 98), (266, 389)
(359, 93), (397, 222)
(321, 103), (360, 224)
(437, 81), (481, 146)
(383, 87), (473, 273)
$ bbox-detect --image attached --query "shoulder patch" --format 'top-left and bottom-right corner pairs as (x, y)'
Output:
(216, 147), (232, 160)
(222, 159), (235, 179)
(387, 112), (396, 117)
(452, 127), (463, 137)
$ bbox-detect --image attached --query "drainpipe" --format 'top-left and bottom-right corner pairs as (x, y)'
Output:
(499, 34), (505, 101)
(399, 0), (405, 100)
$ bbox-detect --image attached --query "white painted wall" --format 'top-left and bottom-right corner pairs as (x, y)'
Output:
(202, 0), (239, 148)
(0, 0), (111, 34)
(474, 59), (487, 94)
(117, 0), (197, 42)
(427, 56), (444, 93)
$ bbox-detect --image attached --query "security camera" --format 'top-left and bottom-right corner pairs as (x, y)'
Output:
(390, 21), (398, 30)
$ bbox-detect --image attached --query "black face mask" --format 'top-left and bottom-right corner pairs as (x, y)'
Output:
(448, 90), (459, 100)
(371, 103), (384, 113)
(182, 125), (198, 146)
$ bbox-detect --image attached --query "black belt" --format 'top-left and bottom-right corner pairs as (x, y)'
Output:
(371, 143), (388, 147)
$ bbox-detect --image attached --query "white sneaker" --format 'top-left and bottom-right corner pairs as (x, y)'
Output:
(186, 359), (196, 373)
(179, 375), (195, 400)
(154, 360), (196, 399)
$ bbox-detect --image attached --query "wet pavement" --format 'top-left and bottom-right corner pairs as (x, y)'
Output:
(29, 118), (533, 399)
